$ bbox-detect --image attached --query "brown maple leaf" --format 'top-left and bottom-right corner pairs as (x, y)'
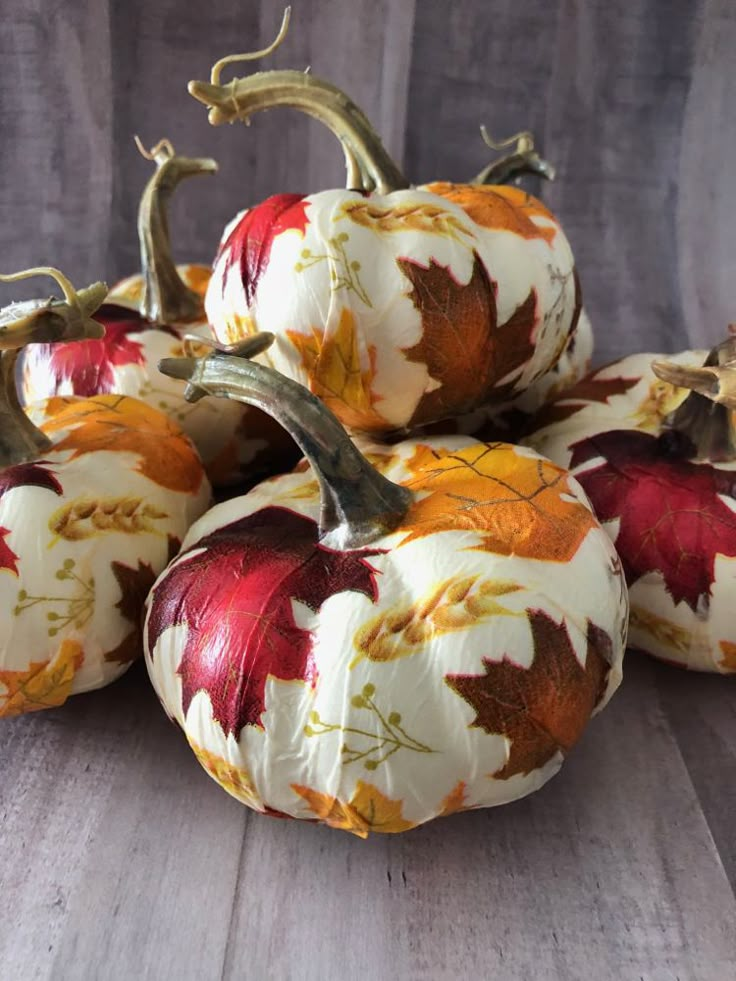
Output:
(287, 308), (390, 433)
(445, 611), (611, 779)
(531, 370), (640, 430)
(292, 780), (416, 837)
(104, 557), (159, 664)
(399, 442), (597, 564)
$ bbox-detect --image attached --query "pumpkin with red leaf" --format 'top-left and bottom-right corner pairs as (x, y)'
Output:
(19, 139), (298, 488)
(144, 340), (626, 836)
(522, 340), (736, 673)
(188, 13), (583, 435)
(0, 268), (209, 718)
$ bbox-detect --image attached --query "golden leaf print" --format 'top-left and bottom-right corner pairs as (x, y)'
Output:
(189, 740), (262, 809)
(426, 183), (558, 244)
(0, 639), (84, 717)
(292, 780), (417, 837)
(629, 605), (692, 656)
(633, 377), (687, 430)
(718, 640), (736, 672)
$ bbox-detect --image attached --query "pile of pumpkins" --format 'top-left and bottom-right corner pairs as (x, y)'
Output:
(2, 13), (734, 837)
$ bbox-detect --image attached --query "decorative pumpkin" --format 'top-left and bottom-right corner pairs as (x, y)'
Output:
(187, 15), (583, 435)
(19, 138), (299, 488)
(0, 268), (210, 717)
(144, 341), (627, 836)
(522, 339), (736, 673)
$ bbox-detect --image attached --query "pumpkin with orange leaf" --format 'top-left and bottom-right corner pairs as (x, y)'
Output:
(0, 268), (209, 718)
(19, 138), (298, 487)
(144, 340), (626, 836)
(188, 11), (583, 435)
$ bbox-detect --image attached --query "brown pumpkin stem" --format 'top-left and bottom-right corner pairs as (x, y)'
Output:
(188, 12), (408, 194)
(0, 268), (108, 465)
(159, 340), (412, 548)
(471, 129), (556, 185)
(652, 336), (736, 461)
(135, 137), (218, 324)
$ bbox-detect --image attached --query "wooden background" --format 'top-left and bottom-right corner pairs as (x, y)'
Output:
(1, 2), (736, 978)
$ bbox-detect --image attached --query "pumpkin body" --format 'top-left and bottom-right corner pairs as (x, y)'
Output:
(19, 266), (299, 487)
(521, 350), (736, 672)
(0, 393), (210, 717)
(205, 184), (581, 434)
(145, 434), (626, 835)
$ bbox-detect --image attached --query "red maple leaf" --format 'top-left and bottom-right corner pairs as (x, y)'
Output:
(218, 194), (309, 306)
(570, 429), (736, 610)
(146, 506), (384, 737)
(0, 461), (62, 576)
(20, 304), (175, 399)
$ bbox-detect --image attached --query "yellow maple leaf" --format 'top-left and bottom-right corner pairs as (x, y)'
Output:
(41, 394), (204, 495)
(292, 780), (416, 837)
(189, 739), (262, 809)
(286, 308), (390, 433)
(0, 639), (84, 717)
(399, 442), (597, 563)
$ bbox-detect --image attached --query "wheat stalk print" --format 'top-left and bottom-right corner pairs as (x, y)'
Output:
(294, 233), (372, 307)
(304, 683), (436, 771)
(338, 200), (474, 246)
(14, 558), (95, 636)
(48, 496), (169, 543)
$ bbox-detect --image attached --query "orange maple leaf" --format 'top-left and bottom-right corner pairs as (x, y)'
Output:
(719, 640), (736, 672)
(427, 182), (558, 245)
(286, 308), (390, 433)
(292, 780), (416, 837)
(438, 780), (468, 817)
(399, 442), (597, 563)
(0, 639), (84, 717)
(40, 394), (204, 495)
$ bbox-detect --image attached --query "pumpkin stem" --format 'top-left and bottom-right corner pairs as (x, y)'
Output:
(188, 17), (408, 194)
(472, 128), (556, 185)
(652, 336), (736, 461)
(0, 269), (108, 465)
(159, 343), (412, 548)
(134, 136), (218, 324)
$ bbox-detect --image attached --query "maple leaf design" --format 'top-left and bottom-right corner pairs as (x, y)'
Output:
(0, 461), (63, 576)
(287, 308), (389, 432)
(531, 370), (641, 430)
(219, 194), (309, 305)
(438, 780), (468, 817)
(291, 780), (416, 837)
(0, 639), (84, 717)
(426, 183), (558, 245)
(189, 738), (263, 809)
(399, 442), (597, 564)
(104, 556), (159, 664)
(570, 429), (736, 611)
(445, 610), (611, 779)
(146, 506), (384, 738)
(718, 641), (736, 672)
(40, 395), (204, 494)
(491, 288), (538, 398)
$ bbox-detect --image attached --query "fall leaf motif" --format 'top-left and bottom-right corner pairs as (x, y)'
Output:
(338, 199), (473, 244)
(40, 394), (204, 495)
(352, 576), (523, 666)
(718, 641), (736, 672)
(188, 739), (262, 809)
(439, 781), (468, 817)
(490, 289), (538, 398)
(628, 604), (692, 656)
(48, 496), (169, 543)
(291, 780), (417, 837)
(399, 252), (497, 426)
(399, 442), (597, 564)
(179, 264), (212, 299)
(570, 429), (736, 611)
(220, 193), (310, 305)
(103, 556), (161, 664)
(530, 372), (640, 431)
(287, 308), (390, 432)
(0, 529), (18, 576)
(426, 183), (558, 245)
(0, 639), (84, 717)
(146, 506), (384, 738)
(633, 377), (687, 429)
(0, 461), (63, 498)
(445, 610), (611, 779)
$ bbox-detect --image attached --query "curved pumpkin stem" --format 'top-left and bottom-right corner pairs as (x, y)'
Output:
(188, 15), (408, 194)
(134, 137), (218, 324)
(652, 336), (736, 461)
(471, 128), (556, 185)
(0, 269), (108, 464)
(160, 341), (412, 548)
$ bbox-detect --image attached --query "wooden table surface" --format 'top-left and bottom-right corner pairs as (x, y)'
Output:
(1, 651), (734, 980)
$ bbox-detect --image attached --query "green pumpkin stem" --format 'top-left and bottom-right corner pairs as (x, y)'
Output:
(652, 335), (736, 461)
(135, 137), (218, 324)
(471, 129), (556, 185)
(159, 340), (412, 548)
(188, 9), (408, 194)
(0, 268), (108, 465)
